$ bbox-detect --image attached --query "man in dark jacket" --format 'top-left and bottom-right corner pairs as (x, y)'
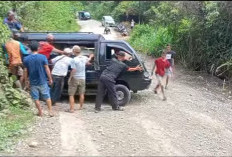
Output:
(95, 51), (143, 112)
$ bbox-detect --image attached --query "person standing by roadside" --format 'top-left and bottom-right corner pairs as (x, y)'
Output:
(3, 11), (24, 32)
(4, 31), (29, 88)
(67, 45), (94, 112)
(165, 44), (176, 89)
(95, 51), (143, 113)
(131, 19), (135, 30)
(151, 50), (170, 101)
(38, 33), (65, 60)
(50, 48), (73, 106)
(23, 41), (54, 117)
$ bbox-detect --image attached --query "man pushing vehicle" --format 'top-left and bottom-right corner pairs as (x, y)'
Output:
(95, 51), (143, 112)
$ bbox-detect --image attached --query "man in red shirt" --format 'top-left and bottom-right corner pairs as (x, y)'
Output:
(38, 33), (65, 60)
(151, 50), (170, 101)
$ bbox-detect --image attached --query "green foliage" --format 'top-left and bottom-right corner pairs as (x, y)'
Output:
(112, 1), (139, 21)
(0, 1), (81, 32)
(84, 2), (118, 20)
(19, 1), (80, 31)
(0, 106), (34, 151)
(0, 1), (12, 19)
(129, 24), (173, 56)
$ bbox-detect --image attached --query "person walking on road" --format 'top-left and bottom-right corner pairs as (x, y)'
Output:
(67, 45), (94, 112)
(23, 41), (54, 117)
(165, 44), (176, 89)
(95, 51), (143, 113)
(50, 48), (73, 106)
(151, 50), (170, 101)
(131, 19), (135, 29)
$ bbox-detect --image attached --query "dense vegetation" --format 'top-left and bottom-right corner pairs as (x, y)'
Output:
(0, 1), (82, 151)
(84, 1), (232, 80)
(0, 1), (83, 31)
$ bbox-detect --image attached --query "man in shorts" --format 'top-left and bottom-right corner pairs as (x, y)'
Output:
(23, 41), (54, 117)
(165, 44), (176, 89)
(4, 31), (29, 88)
(151, 50), (170, 101)
(68, 45), (94, 112)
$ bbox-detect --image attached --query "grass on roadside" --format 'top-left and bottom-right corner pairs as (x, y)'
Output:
(0, 106), (34, 151)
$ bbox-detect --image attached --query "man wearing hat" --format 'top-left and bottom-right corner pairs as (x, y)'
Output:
(50, 48), (73, 105)
(95, 51), (143, 112)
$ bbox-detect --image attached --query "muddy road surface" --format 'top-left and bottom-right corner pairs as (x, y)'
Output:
(3, 19), (232, 156)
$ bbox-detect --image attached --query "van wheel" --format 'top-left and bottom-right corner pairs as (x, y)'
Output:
(108, 84), (131, 106)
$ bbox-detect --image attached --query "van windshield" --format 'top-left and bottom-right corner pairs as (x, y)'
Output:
(104, 16), (113, 21)
(84, 12), (90, 17)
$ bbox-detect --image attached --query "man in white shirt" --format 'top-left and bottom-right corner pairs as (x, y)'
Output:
(68, 45), (94, 112)
(165, 44), (176, 89)
(50, 48), (73, 105)
(131, 19), (135, 29)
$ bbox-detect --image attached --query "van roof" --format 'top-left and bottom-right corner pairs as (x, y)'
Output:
(19, 32), (105, 41)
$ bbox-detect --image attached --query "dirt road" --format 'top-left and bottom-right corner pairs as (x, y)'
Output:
(5, 19), (232, 156)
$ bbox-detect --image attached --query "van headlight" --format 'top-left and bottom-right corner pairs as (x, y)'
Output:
(144, 71), (150, 78)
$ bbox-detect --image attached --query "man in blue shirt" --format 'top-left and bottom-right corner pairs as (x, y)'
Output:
(23, 41), (54, 117)
(3, 11), (24, 32)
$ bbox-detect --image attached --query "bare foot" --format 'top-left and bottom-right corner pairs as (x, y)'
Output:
(49, 112), (55, 117)
(37, 113), (43, 117)
(78, 106), (83, 110)
(153, 89), (157, 94)
(65, 109), (74, 113)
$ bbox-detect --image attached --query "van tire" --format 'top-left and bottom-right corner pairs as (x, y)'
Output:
(108, 84), (131, 106)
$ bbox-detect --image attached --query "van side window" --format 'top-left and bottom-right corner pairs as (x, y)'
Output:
(106, 46), (115, 60)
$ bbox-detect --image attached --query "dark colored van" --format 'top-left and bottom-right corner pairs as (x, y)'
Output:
(19, 32), (151, 106)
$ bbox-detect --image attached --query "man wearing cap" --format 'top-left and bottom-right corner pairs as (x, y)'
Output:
(67, 45), (94, 112)
(38, 33), (65, 60)
(50, 48), (73, 105)
(3, 11), (24, 32)
(95, 51), (143, 112)
(4, 31), (29, 88)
